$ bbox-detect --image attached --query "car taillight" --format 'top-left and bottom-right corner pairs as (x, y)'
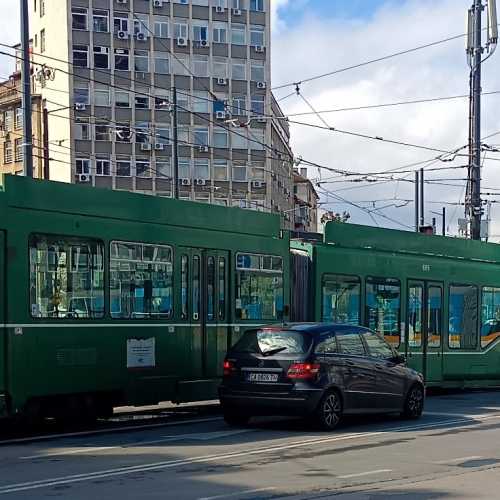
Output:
(223, 360), (236, 377)
(287, 363), (320, 380)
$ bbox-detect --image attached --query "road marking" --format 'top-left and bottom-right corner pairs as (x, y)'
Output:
(198, 487), (276, 500)
(3, 414), (500, 495)
(338, 469), (392, 479)
(20, 429), (254, 460)
(434, 455), (483, 464)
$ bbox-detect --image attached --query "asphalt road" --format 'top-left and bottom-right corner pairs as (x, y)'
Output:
(1, 391), (500, 499)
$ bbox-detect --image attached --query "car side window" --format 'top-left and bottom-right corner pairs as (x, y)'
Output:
(362, 331), (394, 359)
(315, 333), (338, 354)
(336, 331), (366, 356)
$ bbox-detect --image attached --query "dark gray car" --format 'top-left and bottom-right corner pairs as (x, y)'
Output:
(219, 323), (425, 430)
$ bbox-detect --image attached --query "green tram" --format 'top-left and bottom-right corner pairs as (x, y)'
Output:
(0, 176), (289, 420)
(292, 222), (500, 388)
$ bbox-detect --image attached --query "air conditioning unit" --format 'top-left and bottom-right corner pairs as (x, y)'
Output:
(117, 30), (129, 39)
(180, 178), (191, 186)
(116, 0), (127, 4)
(140, 143), (152, 151)
(195, 179), (206, 186)
(215, 5), (224, 13)
(176, 37), (188, 47)
(74, 103), (86, 111)
(78, 174), (91, 182)
(153, 0), (163, 6)
(200, 40), (209, 48)
(136, 32), (148, 41)
(254, 45), (265, 53)
(256, 81), (267, 89)
(217, 78), (227, 85)
(252, 181), (264, 188)
(215, 110), (226, 120)
(155, 143), (165, 150)
(198, 145), (209, 153)
(232, 8), (242, 15)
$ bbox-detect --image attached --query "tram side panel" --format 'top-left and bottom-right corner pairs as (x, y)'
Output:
(0, 230), (6, 417)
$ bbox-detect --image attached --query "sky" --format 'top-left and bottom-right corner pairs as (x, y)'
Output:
(1, 0), (499, 237)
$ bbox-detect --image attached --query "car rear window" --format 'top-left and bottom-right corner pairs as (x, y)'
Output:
(231, 329), (312, 356)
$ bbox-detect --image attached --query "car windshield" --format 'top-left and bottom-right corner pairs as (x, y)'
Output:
(232, 329), (312, 356)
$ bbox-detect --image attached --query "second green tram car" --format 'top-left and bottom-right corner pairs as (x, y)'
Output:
(0, 175), (289, 420)
(292, 222), (500, 388)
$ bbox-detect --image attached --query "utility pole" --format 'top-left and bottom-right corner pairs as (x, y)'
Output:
(466, 0), (498, 239)
(415, 170), (419, 232)
(172, 86), (179, 199)
(442, 206), (446, 236)
(20, 0), (33, 178)
(419, 168), (424, 228)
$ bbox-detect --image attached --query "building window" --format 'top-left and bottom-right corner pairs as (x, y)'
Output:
(72, 7), (88, 30)
(3, 141), (12, 163)
(136, 159), (151, 177)
(4, 110), (13, 131)
(172, 54), (190, 76)
(93, 9), (109, 32)
(114, 48), (129, 71)
(110, 241), (173, 319)
(134, 50), (149, 72)
(154, 91), (170, 110)
(154, 125), (170, 145)
(76, 158), (91, 174)
(116, 159), (131, 176)
(115, 90), (130, 108)
(154, 18), (169, 38)
(179, 157), (191, 179)
(156, 158), (171, 179)
(213, 23), (227, 43)
(15, 107), (23, 129)
(193, 22), (208, 42)
(94, 84), (110, 106)
(231, 59), (246, 80)
(40, 29), (46, 53)
(193, 127), (209, 147)
(251, 161), (265, 180)
(231, 130), (248, 149)
(192, 55), (209, 77)
(250, 60), (265, 81)
(115, 123), (131, 143)
(249, 129), (265, 150)
(154, 53), (169, 74)
(449, 284), (478, 349)
(251, 94), (265, 115)
(213, 159), (228, 180)
(192, 91), (210, 113)
(14, 138), (23, 162)
(174, 22), (188, 39)
(114, 14), (130, 34)
(232, 0), (242, 8)
(213, 127), (228, 148)
(74, 85), (90, 105)
(231, 24), (246, 45)
(250, 25), (265, 46)
(75, 118), (90, 140)
(194, 159), (209, 180)
(95, 121), (109, 141)
(135, 122), (150, 144)
(133, 14), (149, 35)
(93, 46), (109, 69)
(178, 125), (190, 145)
(213, 57), (228, 79)
(232, 162), (247, 182)
(73, 45), (88, 68)
(96, 157), (110, 176)
(29, 235), (105, 319)
(135, 94), (149, 109)
(40, 0), (45, 17)
(250, 0), (264, 12)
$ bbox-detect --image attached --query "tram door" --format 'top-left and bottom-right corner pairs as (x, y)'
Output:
(406, 281), (443, 383)
(181, 248), (229, 380)
(0, 232), (5, 396)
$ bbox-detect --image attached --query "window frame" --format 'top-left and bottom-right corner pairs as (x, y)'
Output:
(480, 286), (500, 349)
(448, 283), (479, 350)
(321, 273), (361, 325)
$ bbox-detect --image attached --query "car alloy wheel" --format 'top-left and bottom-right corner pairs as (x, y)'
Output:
(317, 391), (342, 430)
(403, 385), (424, 419)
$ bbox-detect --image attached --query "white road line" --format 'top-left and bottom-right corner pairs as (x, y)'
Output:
(3, 414), (500, 494)
(338, 469), (392, 479)
(20, 429), (255, 460)
(198, 487), (277, 500)
(434, 455), (483, 464)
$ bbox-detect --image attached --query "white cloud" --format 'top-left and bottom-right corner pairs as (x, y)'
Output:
(0, 0), (20, 77)
(272, 0), (500, 237)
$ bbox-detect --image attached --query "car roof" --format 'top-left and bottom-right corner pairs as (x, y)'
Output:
(255, 323), (370, 336)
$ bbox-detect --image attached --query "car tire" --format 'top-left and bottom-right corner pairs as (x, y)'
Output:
(401, 384), (425, 419)
(223, 410), (250, 427)
(314, 390), (342, 431)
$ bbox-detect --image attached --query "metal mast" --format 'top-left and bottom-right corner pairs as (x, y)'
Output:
(20, 0), (33, 177)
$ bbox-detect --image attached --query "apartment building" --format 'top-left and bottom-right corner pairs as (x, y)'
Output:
(28, 0), (294, 225)
(293, 167), (319, 233)
(0, 71), (44, 179)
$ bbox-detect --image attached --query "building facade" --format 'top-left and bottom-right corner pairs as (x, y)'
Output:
(28, 0), (294, 225)
(293, 167), (319, 233)
(0, 72), (44, 179)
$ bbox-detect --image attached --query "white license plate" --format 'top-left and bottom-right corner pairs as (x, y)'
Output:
(246, 372), (279, 383)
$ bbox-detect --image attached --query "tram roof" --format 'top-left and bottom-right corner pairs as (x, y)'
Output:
(0, 175), (282, 238)
(324, 221), (500, 264)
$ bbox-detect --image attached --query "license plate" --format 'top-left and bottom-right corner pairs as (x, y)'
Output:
(246, 372), (279, 383)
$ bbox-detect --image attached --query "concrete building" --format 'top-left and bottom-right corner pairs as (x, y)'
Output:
(0, 70), (45, 179)
(293, 167), (319, 233)
(28, 0), (294, 225)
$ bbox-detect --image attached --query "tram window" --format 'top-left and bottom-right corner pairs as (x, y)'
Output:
(207, 256), (215, 321)
(235, 253), (284, 321)
(193, 255), (200, 321)
(408, 285), (423, 347)
(29, 234), (104, 319)
(428, 286), (442, 347)
(322, 274), (360, 325)
(366, 277), (401, 347)
(109, 241), (173, 319)
(181, 255), (189, 320)
(218, 257), (226, 320)
(481, 287), (500, 348)
(448, 284), (478, 349)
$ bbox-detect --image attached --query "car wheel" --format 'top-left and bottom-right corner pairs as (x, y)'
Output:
(315, 390), (342, 431)
(401, 384), (424, 419)
(223, 410), (250, 427)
